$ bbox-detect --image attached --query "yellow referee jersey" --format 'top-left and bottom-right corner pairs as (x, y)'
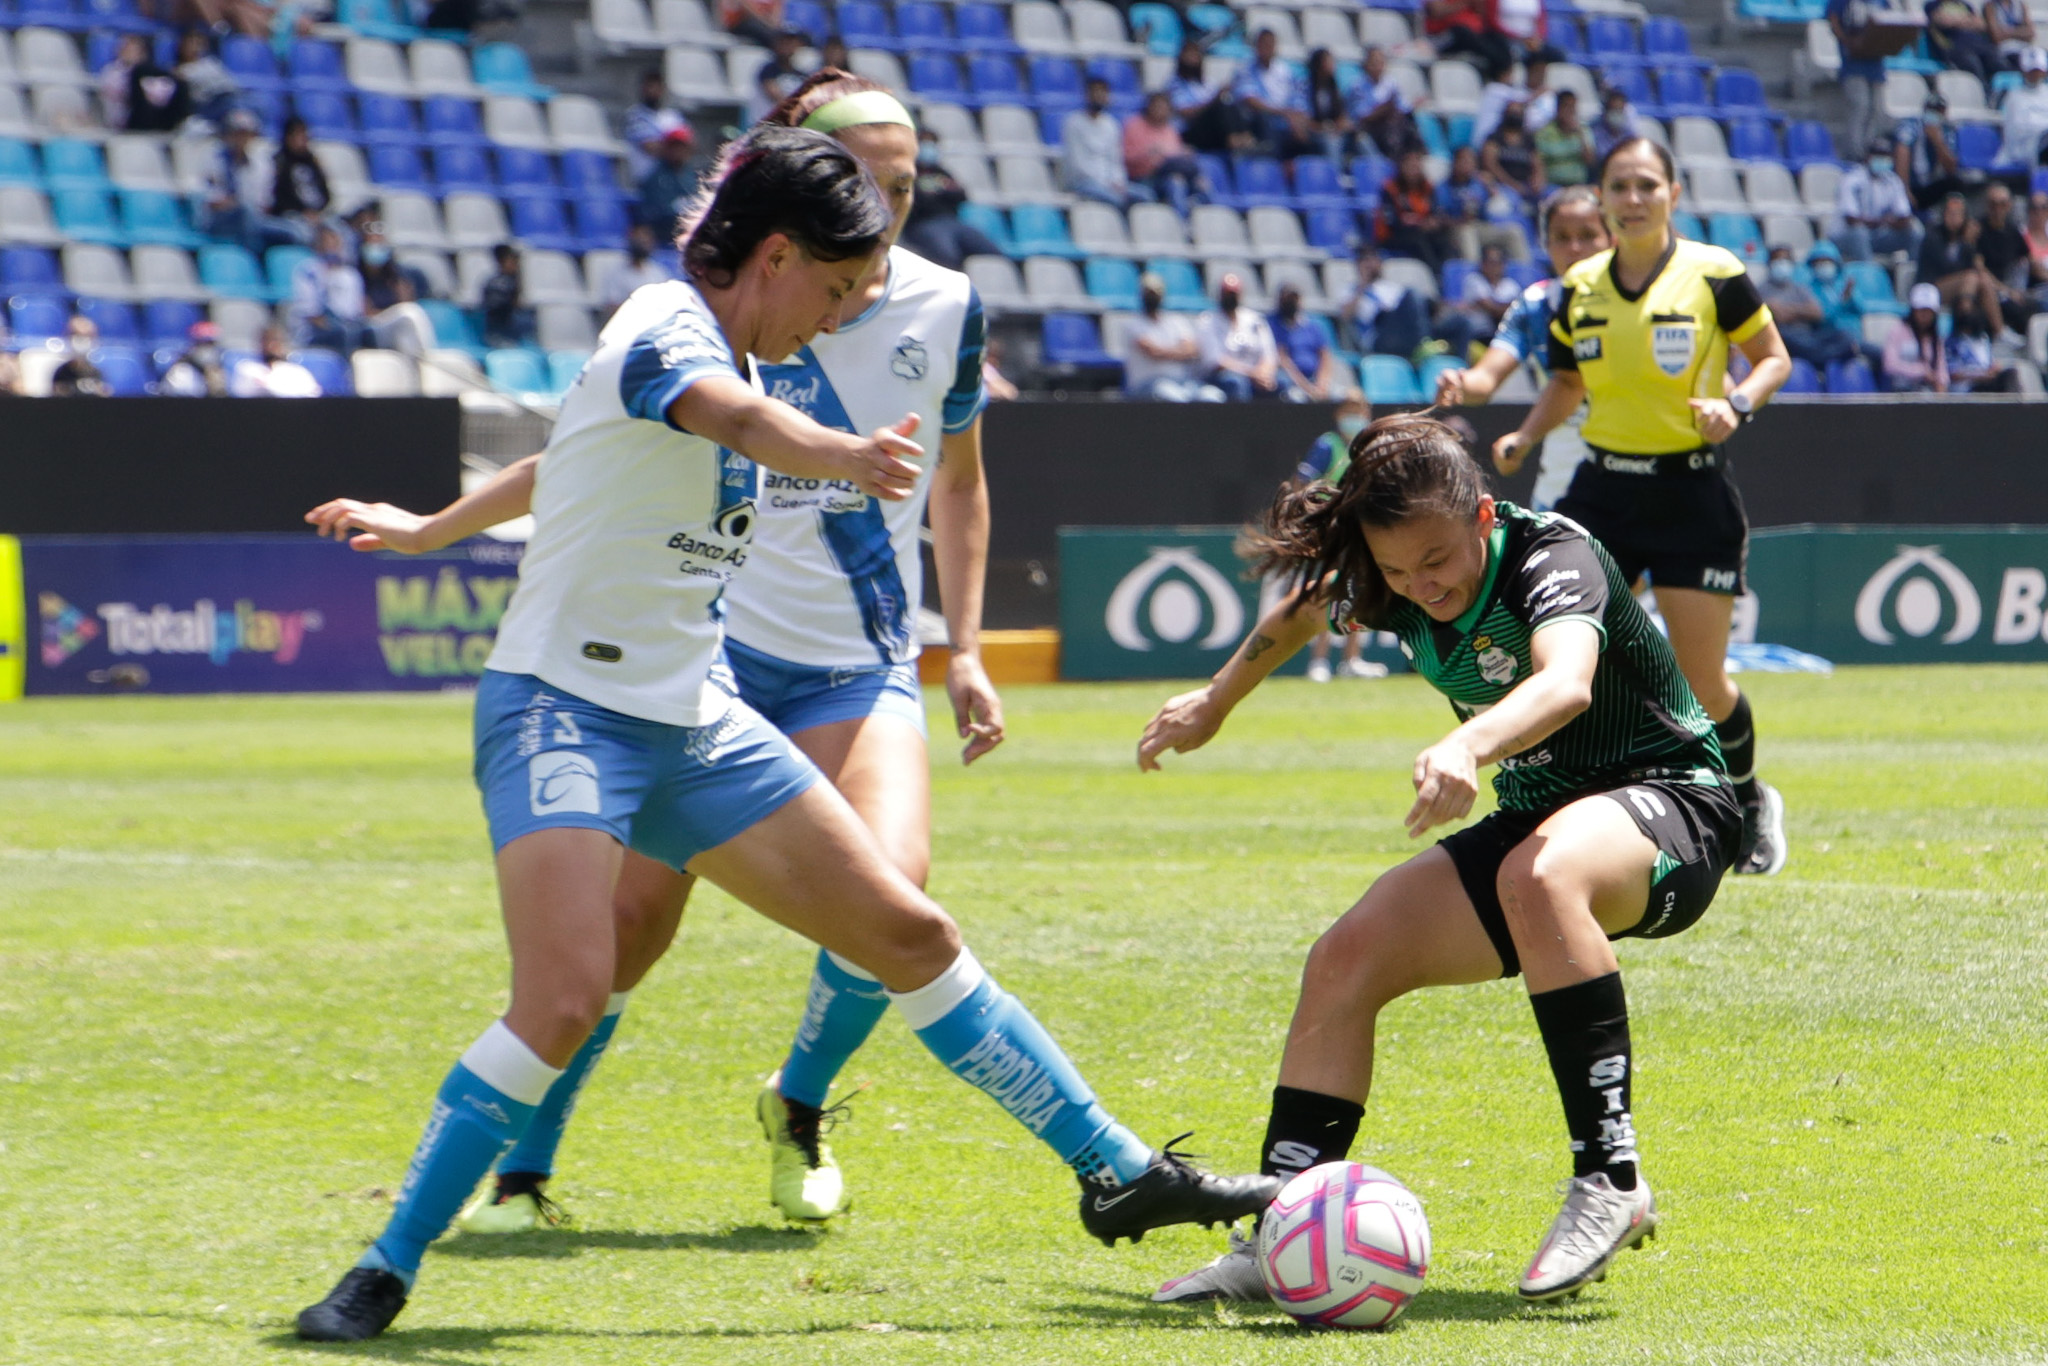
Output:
(1546, 239), (1772, 457)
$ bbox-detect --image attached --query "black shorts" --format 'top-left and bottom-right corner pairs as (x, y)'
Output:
(1554, 451), (1749, 597)
(1439, 777), (1743, 979)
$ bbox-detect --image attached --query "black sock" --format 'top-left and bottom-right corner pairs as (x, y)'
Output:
(1260, 1085), (1365, 1181)
(1715, 691), (1759, 806)
(1527, 972), (1639, 1191)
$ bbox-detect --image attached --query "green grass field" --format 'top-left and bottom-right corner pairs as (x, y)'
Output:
(3, 667), (2046, 1365)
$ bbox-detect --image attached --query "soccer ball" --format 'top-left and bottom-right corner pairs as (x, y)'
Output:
(1255, 1161), (1430, 1330)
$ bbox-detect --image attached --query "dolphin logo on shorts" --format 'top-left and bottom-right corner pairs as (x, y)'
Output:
(529, 751), (602, 815)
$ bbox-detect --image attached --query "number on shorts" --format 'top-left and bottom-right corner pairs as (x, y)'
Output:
(1626, 787), (1667, 822)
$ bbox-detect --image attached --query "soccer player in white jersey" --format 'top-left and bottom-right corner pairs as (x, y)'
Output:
(1433, 186), (1610, 510)
(313, 74), (1010, 1230)
(295, 124), (1276, 1344)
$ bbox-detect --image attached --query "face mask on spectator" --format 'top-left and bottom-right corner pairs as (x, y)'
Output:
(917, 142), (942, 168)
(362, 243), (392, 267)
(1867, 156), (1889, 175)
(1277, 298), (1300, 321)
(1811, 259), (1839, 282)
(189, 343), (220, 368)
(1768, 258), (1794, 282)
(1336, 413), (1367, 439)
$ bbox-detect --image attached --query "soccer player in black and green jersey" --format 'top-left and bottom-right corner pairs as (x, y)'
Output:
(1139, 414), (1742, 1308)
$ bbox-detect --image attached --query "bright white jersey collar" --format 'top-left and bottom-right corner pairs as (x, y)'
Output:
(718, 246), (988, 668)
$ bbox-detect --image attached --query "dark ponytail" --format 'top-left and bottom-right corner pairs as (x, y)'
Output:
(1241, 413), (1486, 629)
(680, 123), (890, 285)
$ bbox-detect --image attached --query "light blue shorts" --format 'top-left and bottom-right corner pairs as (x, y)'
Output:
(722, 637), (928, 739)
(473, 669), (821, 872)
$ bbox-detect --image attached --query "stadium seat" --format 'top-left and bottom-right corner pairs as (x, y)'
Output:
(1087, 56), (1144, 113)
(381, 191), (448, 250)
(1762, 213), (1813, 254)
(1264, 257), (1328, 313)
(445, 192), (512, 251)
(1248, 206), (1317, 260)
(1585, 15), (1639, 65)
(321, 139), (375, 206)
(197, 243), (272, 300)
(50, 188), (122, 246)
(1029, 55), (1085, 110)
(1687, 165), (1746, 214)
(954, 2), (1021, 56)
(1825, 357), (1876, 393)
(1288, 156), (1346, 211)
(520, 249), (584, 305)
(295, 91), (358, 144)
(2, 244), (64, 295)
(1072, 0), (1143, 60)
(572, 196), (630, 252)
(216, 301), (272, 352)
(90, 344), (151, 395)
(1786, 120), (1838, 170)
(262, 244), (312, 301)
(1380, 255), (1437, 300)
(74, 295), (136, 342)
(964, 55), (1027, 109)
(483, 346), (551, 398)
(339, 0), (421, 42)
(1083, 255), (1140, 309)
(418, 346), (491, 395)
(1188, 204), (1249, 262)
(120, 189), (201, 247)
(0, 139), (38, 189)
(39, 139), (107, 192)
(410, 38), (481, 99)
(1042, 311), (1120, 369)
(1304, 205), (1358, 255)
(1726, 118), (1780, 164)
(548, 96), (620, 156)
(1144, 255), (1208, 310)
(142, 297), (203, 348)
(1023, 255), (1094, 311)
(1184, 3), (1247, 59)
(1012, 1), (1078, 56)
(1656, 65), (1713, 118)
(895, 2), (958, 54)
(485, 96), (554, 152)
(838, 2), (901, 52)
(368, 143), (431, 193)
(128, 244), (204, 300)
(980, 104), (1047, 158)
(19, 0), (90, 30)
(1008, 204), (1084, 259)
(422, 296), (485, 349)
(1359, 353), (1423, 403)
(1301, 7), (1363, 63)
(560, 149), (622, 200)
(996, 155), (1063, 206)
(1843, 260), (1904, 313)
(1714, 68), (1772, 117)
(1744, 163), (1804, 215)
(910, 53), (970, 105)
(535, 302), (597, 351)
(0, 186), (61, 246)
(509, 197), (579, 254)
(346, 37), (414, 96)
(1641, 16), (1702, 66)
(1781, 357), (1821, 393)
(1955, 123), (2001, 171)
(662, 47), (736, 105)
(1707, 212), (1765, 264)
(546, 348), (591, 394)
(474, 43), (554, 101)
(963, 253), (1029, 312)
(847, 49), (910, 95)
(6, 292), (68, 341)
(495, 145), (558, 199)
(1671, 115), (1732, 167)
(353, 347), (421, 396)
(1068, 201), (1133, 258)
(289, 40), (350, 93)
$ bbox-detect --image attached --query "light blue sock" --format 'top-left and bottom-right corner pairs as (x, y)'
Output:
(891, 949), (1154, 1189)
(498, 992), (630, 1178)
(360, 1021), (561, 1286)
(777, 951), (890, 1109)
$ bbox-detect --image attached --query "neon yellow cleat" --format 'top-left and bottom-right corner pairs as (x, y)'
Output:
(456, 1173), (564, 1235)
(756, 1069), (848, 1223)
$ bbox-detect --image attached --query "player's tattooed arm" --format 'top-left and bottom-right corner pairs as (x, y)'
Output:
(1242, 632), (1278, 662)
(1138, 593), (1323, 770)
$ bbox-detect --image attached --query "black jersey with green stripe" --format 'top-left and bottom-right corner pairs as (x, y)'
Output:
(1368, 502), (1725, 811)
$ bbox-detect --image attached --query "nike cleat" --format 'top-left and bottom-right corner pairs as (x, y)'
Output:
(1079, 1135), (1281, 1248)
(1153, 1227), (1269, 1303)
(456, 1171), (565, 1234)
(1735, 781), (1787, 876)
(1518, 1172), (1658, 1302)
(296, 1266), (408, 1342)
(757, 1069), (849, 1223)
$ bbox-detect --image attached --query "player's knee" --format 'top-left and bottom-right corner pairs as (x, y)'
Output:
(1304, 900), (1416, 1010)
(1496, 841), (1580, 928)
(855, 890), (962, 985)
(611, 882), (683, 966)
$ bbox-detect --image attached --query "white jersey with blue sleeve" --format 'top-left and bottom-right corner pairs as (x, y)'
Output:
(719, 246), (988, 667)
(1490, 278), (1592, 510)
(487, 279), (762, 726)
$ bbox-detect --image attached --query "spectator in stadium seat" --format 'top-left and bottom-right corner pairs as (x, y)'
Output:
(1918, 190), (2006, 332)
(232, 324), (322, 397)
(1761, 243), (1860, 367)
(1827, 0), (1889, 160)
(1169, 40), (1256, 155)
(1474, 54), (1558, 148)
(1302, 48), (1357, 165)
(1944, 289), (2021, 387)
(624, 70), (690, 183)
(817, 35), (850, 74)
(291, 224), (368, 353)
(903, 129), (1005, 269)
(202, 109), (299, 254)
(1340, 244), (1437, 357)
(1424, 0), (1513, 82)
(176, 29), (242, 129)
(104, 34), (174, 132)
(1999, 47), (2048, 166)
(159, 320), (232, 396)
(1124, 92), (1208, 217)
(358, 225), (438, 355)
(638, 126), (704, 243)
(1064, 78), (1152, 207)
(1832, 136), (1923, 261)
(1975, 181), (2040, 330)
(50, 315), (110, 397)
(602, 224), (678, 311)
(1197, 271), (1284, 400)
(750, 27), (810, 125)
(1480, 103), (1546, 218)
(1927, 0), (2003, 84)
(1534, 90), (1594, 187)
(1234, 29), (1313, 158)
(481, 243), (536, 349)
(269, 117), (332, 238)
(1803, 240), (1883, 364)
(1453, 241), (1521, 334)
(1377, 146), (1453, 273)
(1121, 271), (1226, 401)
(1270, 283), (1344, 401)
(1590, 84), (1639, 161)
(1882, 282), (1951, 390)
(1349, 46), (1422, 158)
(1989, 0), (2036, 65)
(1439, 144), (1529, 261)
(1896, 93), (1966, 212)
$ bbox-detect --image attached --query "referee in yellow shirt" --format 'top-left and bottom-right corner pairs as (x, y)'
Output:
(1493, 136), (1793, 876)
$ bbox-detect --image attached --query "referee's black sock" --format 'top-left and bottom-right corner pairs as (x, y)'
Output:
(1260, 1085), (1365, 1181)
(1528, 972), (1639, 1191)
(1715, 691), (1760, 807)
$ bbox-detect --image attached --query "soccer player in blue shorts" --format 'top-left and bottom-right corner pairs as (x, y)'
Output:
(293, 124), (1275, 1343)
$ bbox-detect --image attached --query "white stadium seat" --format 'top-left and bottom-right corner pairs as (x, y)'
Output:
(380, 191), (449, 251)
(1386, 60), (1429, 110)
(1685, 165), (1747, 215)
(16, 28), (91, 86)
(63, 243), (135, 300)
(1881, 71), (1928, 122)
(347, 38), (414, 96)
(1381, 255), (1438, 300)
(1011, 1), (1078, 55)
(920, 102), (982, 153)
(1263, 257), (1330, 313)
(665, 46), (738, 104)
(522, 249), (587, 305)
(582, 249), (629, 306)
(32, 84), (100, 136)
(1128, 201), (1194, 259)
(1248, 205), (1320, 260)
(1762, 214), (1815, 254)
(1069, 201), (1134, 257)
(536, 303), (599, 351)
(410, 39), (482, 98)
(726, 46), (771, 99)
(352, 348), (421, 397)
(212, 298), (271, 350)
(484, 95), (554, 151)
(1189, 203), (1251, 262)
(592, 0), (664, 48)
(1671, 115), (1731, 167)
(1801, 163), (1842, 214)
(315, 141), (372, 210)
(105, 136), (175, 193)
(1201, 257), (1268, 310)
(963, 254), (1029, 312)
(445, 192), (511, 251)
(1429, 61), (1483, 115)
(939, 152), (998, 202)
(130, 244), (206, 299)
(653, 0), (735, 49)
(846, 48), (907, 94)
(1361, 10), (1413, 48)
(1242, 7), (1306, 59)
(549, 95), (624, 154)
(1023, 255), (1096, 311)
(456, 247), (498, 305)
(0, 186), (60, 246)
(1301, 7), (1363, 62)
(397, 248), (455, 300)
(1744, 163), (1805, 215)
(0, 85), (32, 140)
(1070, 0), (1143, 59)
(980, 104), (1049, 157)
(420, 348), (492, 396)
(998, 154), (1066, 205)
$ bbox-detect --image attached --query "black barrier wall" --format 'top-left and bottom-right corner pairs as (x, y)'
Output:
(976, 398), (2048, 625)
(0, 398), (461, 534)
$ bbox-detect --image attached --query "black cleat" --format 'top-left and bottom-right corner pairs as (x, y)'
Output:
(296, 1266), (409, 1342)
(1078, 1134), (1282, 1248)
(1734, 781), (1787, 876)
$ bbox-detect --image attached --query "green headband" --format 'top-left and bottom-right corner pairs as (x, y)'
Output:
(801, 89), (916, 134)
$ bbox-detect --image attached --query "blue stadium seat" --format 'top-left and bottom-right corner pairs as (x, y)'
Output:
(338, 0), (422, 42)
(911, 54), (970, 105)
(1781, 357), (1821, 393)
(1037, 106), (1068, 148)
(1416, 111), (1451, 160)
(1030, 56), (1085, 111)
(1655, 65), (1712, 118)
(572, 197), (630, 252)
(243, 90), (287, 139)
(495, 146), (558, 198)
(1673, 209), (1706, 240)
(1843, 261), (1903, 313)
(1197, 152), (1239, 208)
(896, 2), (958, 52)
(420, 298), (485, 354)
(1304, 205), (1358, 254)
(1417, 352), (1464, 395)
(432, 143), (496, 195)
(474, 43), (554, 100)
(288, 40), (351, 93)
(1127, 1), (1182, 55)
(560, 149), (622, 199)
(1349, 154), (1391, 210)
(1585, 15), (1639, 64)
(1826, 357), (1876, 392)
(1185, 3), (1247, 59)
(423, 97), (488, 149)
(368, 143), (430, 192)
(1714, 68), (1773, 116)
(1084, 256), (1140, 309)
(1708, 212), (1764, 263)
(1724, 119), (1777, 163)
(357, 92), (422, 146)
(1549, 16), (1585, 58)
(1087, 57), (1144, 114)
(1233, 155), (1290, 209)
(837, 1), (901, 52)
(547, 349), (591, 392)
(1955, 123), (2001, 171)
(1042, 312), (1120, 370)
(51, 189), (123, 246)
(3, 247), (65, 296)
(74, 296), (136, 341)
(0, 139), (39, 188)
(784, 0), (827, 39)
(221, 33), (284, 91)
(265, 244), (314, 299)
(87, 31), (124, 73)
(8, 294), (70, 341)
(1359, 354), (1423, 403)
(295, 91), (358, 143)
(1144, 256), (1208, 311)
(510, 197), (579, 253)
(91, 345), (152, 395)
(1641, 16), (1705, 67)
(966, 55), (1027, 108)
(1008, 203), (1084, 258)
(1290, 155), (1347, 209)
(198, 244), (271, 300)
(1507, 259), (1543, 289)
(40, 139), (108, 191)
(957, 202), (1014, 255)
(485, 346), (552, 397)
(143, 298), (204, 348)
(85, 0), (155, 27)
(1786, 119), (1838, 169)
(1602, 64), (1657, 114)
(1441, 258), (1475, 302)
(955, 2), (1021, 54)
(17, 0), (89, 30)
(121, 190), (202, 247)
(295, 346), (354, 394)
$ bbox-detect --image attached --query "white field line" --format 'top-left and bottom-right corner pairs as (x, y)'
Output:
(0, 847), (480, 876)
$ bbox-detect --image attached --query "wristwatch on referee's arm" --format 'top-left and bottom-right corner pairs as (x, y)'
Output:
(1728, 390), (1756, 424)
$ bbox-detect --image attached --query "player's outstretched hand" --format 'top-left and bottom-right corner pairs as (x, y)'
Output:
(1490, 431), (1530, 478)
(1405, 736), (1479, 837)
(1689, 397), (1739, 444)
(1137, 687), (1223, 771)
(844, 414), (924, 501)
(946, 651), (1006, 765)
(304, 498), (435, 554)
(1434, 366), (1469, 408)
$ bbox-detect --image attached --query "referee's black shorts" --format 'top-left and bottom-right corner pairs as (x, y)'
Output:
(1555, 448), (1749, 596)
(1439, 777), (1743, 979)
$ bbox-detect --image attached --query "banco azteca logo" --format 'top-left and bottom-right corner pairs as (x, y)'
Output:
(1105, 548), (1243, 652)
(1854, 546), (1981, 646)
(39, 592), (99, 667)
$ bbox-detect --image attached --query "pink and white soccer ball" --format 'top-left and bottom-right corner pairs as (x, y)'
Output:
(1255, 1161), (1430, 1330)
